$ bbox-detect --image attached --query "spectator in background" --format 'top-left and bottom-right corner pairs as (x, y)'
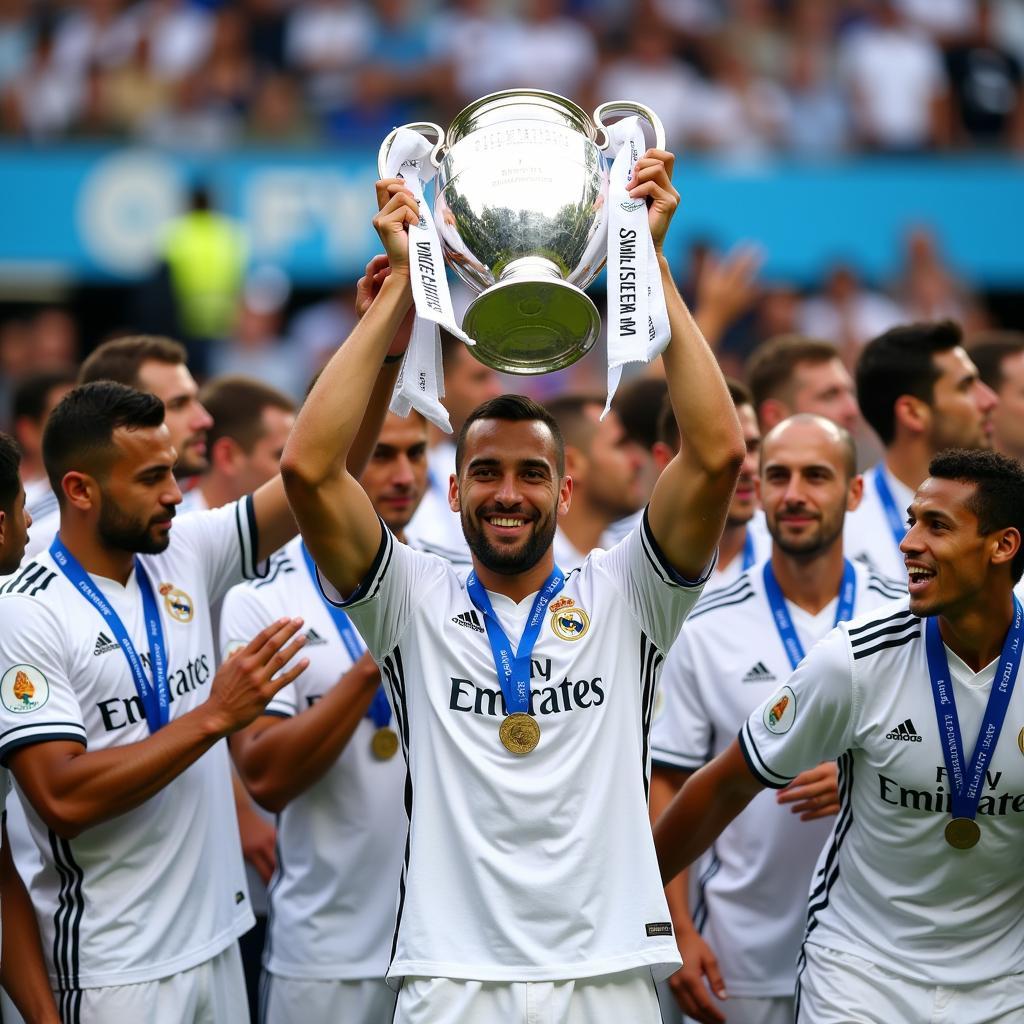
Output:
(286, 0), (374, 130)
(246, 70), (314, 144)
(896, 0), (978, 42)
(783, 32), (851, 158)
(895, 226), (986, 330)
(138, 0), (214, 84)
(945, 0), (1024, 151)
(839, 0), (950, 151)
(800, 263), (905, 363)
(590, 21), (701, 154)
(747, 334), (861, 434)
(210, 266), (308, 402)
(163, 182), (248, 370)
(10, 371), (75, 559)
(968, 331), (1024, 462)
(52, 0), (139, 84)
(288, 286), (358, 380)
(0, 0), (31, 90)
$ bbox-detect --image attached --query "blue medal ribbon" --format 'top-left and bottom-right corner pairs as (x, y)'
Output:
(50, 536), (169, 733)
(741, 529), (756, 572)
(466, 567), (565, 717)
(874, 464), (908, 553)
(299, 542), (390, 729)
(925, 597), (1022, 827)
(763, 559), (857, 670)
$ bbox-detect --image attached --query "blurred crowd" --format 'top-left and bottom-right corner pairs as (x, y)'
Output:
(1, 0), (1023, 155)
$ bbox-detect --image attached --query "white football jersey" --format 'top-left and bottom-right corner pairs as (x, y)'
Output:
(319, 513), (711, 983)
(22, 477), (59, 562)
(220, 536), (407, 981)
(652, 559), (903, 998)
(741, 598), (1024, 986)
(0, 498), (264, 990)
(0, 766), (7, 956)
(843, 462), (912, 580)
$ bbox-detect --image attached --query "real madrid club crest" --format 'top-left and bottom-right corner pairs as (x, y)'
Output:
(549, 596), (589, 641)
(159, 583), (194, 623)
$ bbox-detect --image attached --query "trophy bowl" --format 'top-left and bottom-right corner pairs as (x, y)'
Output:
(379, 89), (664, 374)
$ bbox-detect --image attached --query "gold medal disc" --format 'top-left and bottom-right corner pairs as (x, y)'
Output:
(371, 727), (400, 760)
(499, 713), (540, 755)
(944, 817), (981, 849)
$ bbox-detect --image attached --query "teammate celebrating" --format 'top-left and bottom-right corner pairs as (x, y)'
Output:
(281, 154), (744, 1022)
(655, 448), (1024, 1023)
(650, 414), (903, 1024)
(0, 383), (306, 1021)
(846, 320), (997, 578)
(224, 408), (428, 1024)
(0, 433), (59, 1024)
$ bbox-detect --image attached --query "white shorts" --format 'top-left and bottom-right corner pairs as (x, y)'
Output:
(59, 943), (248, 1024)
(394, 968), (663, 1024)
(259, 973), (396, 1024)
(797, 944), (1024, 1024)
(685, 995), (793, 1024)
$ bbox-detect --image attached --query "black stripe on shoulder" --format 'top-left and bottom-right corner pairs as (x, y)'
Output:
(688, 588), (756, 620)
(0, 562), (37, 595)
(867, 582), (906, 601)
(849, 617), (919, 651)
(29, 571), (57, 596)
(700, 573), (752, 603)
(847, 606), (916, 637)
(852, 628), (921, 661)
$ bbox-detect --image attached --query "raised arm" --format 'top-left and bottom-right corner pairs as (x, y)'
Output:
(654, 738), (763, 886)
(634, 152), (745, 579)
(281, 183), (418, 597)
(250, 254), (411, 563)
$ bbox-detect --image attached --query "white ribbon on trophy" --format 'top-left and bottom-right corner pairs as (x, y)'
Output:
(382, 128), (475, 434)
(604, 116), (671, 416)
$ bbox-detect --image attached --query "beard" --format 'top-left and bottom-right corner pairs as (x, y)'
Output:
(461, 506), (557, 576)
(770, 511), (844, 560)
(98, 499), (173, 555)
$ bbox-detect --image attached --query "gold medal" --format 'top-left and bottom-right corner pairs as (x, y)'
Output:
(499, 713), (540, 755)
(944, 817), (981, 850)
(371, 727), (399, 760)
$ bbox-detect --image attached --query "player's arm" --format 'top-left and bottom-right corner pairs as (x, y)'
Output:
(635, 153), (744, 580)
(9, 620), (308, 840)
(281, 183), (417, 597)
(250, 254), (410, 564)
(231, 651), (382, 813)
(0, 820), (60, 1024)
(651, 766), (727, 1024)
(654, 739), (764, 886)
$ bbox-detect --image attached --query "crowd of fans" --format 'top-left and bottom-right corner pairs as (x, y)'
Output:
(1, 0), (1022, 154)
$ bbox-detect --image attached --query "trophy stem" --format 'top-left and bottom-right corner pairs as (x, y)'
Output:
(462, 260), (601, 376)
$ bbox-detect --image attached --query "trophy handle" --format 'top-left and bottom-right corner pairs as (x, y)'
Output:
(593, 101), (666, 152)
(377, 122), (447, 178)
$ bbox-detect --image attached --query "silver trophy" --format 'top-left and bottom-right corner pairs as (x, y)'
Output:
(378, 89), (664, 375)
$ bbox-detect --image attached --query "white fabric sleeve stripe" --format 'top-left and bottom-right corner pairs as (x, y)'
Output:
(640, 510), (717, 589)
(317, 520), (392, 609)
(0, 722), (87, 762)
(738, 722), (793, 789)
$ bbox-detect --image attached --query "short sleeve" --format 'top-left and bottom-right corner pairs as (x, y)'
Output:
(219, 581), (296, 719)
(739, 627), (855, 789)
(0, 596), (87, 763)
(172, 496), (265, 605)
(588, 509), (715, 653)
(651, 630), (712, 772)
(315, 522), (448, 660)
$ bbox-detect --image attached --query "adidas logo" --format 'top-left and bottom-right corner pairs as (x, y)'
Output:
(93, 632), (119, 656)
(886, 718), (923, 742)
(452, 610), (484, 633)
(741, 661), (776, 684)
(304, 628), (328, 647)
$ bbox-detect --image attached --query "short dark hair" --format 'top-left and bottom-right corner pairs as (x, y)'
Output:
(12, 370), (78, 425)
(43, 382), (165, 501)
(79, 335), (187, 389)
(455, 394), (565, 476)
(656, 377), (752, 452)
(0, 433), (21, 512)
(856, 320), (963, 446)
(747, 335), (840, 412)
(929, 448), (1024, 583)
(967, 332), (1024, 392)
(544, 393), (605, 451)
(199, 376), (295, 453)
(611, 377), (669, 451)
